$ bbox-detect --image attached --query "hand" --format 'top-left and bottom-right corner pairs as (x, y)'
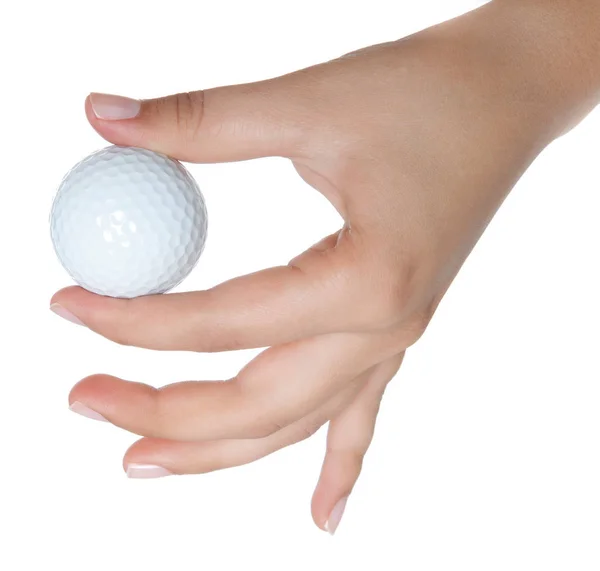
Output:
(51, 1), (577, 533)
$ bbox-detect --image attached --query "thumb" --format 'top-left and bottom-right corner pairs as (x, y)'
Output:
(86, 78), (309, 163)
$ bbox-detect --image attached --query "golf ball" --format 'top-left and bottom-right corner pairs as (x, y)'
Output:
(50, 145), (207, 298)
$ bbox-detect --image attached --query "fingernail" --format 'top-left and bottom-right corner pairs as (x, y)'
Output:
(126, 464), (173, 479)
(50, 303), (85, 326)
(69, 401), (108, 422)
(89, 92), (141, 120)
(325, 496), (348, 535)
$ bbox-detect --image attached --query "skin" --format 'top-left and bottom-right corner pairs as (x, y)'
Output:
(50, 0), (600, 532)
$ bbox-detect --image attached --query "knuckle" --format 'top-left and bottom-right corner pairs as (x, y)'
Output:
(352, 250), (442, 352)
(145, 387), (171, 438)
(103, 325), (133, 347)
(278, 421), (323, 448)
(96, 302), (144, 348)
(366, 261), (420, 329)
(172, 91), (206, 140)
(405, 298), (440, 345)
(198, 333), (248, 353)
(327, 446), (366, 473)
(397, 314), (430, 347)
(295, 422), (322, 443)
(229, 381), (286, 439)
(247, 419), (284, 439)
(383, 302), (437, 352)
(303, 423), (321, 439)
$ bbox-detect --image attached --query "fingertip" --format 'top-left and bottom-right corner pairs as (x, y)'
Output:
(312, 481), (352, 535)
(67, 374), (118, 421)
(50, 286), (118, 330)
(50, 285), (87, 307)
(311, 456), (354, 532)
(50, 286), (115, 314)
(84, 93), (93, 118)
(311, 485), (332, 531)
(68, 373), (121, 403)
(123, 437), (163, 471)
(69, 374), (158, 436)
(88, 93), (141, 121)
(84, 94), (104, 135)
(69, 373), (149, 410)
(84, 93), (143, 148)
(50, 286), (139, 330)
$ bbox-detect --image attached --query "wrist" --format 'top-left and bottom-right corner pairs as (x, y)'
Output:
(487, 0), (600, 140)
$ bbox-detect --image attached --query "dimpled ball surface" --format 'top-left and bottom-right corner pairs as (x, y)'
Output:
(50, 145), (208, 298)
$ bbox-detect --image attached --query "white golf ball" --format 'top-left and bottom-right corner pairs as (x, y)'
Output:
(50, 145), (208, 298)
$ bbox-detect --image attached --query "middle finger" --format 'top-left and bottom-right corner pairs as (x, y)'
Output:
(68, 330), (397, 442)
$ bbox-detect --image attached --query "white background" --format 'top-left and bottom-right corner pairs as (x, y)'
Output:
(1, 0), (599, 569)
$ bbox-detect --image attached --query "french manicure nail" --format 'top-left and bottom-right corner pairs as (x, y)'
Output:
(50, 303), (85, 326)
(325, 496), (348, 535)
(69, 401), (108, 422)
(126, 464), (173, 479)
(89, 92), (141, 120)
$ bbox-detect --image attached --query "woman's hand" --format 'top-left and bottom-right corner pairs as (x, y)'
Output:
(50, 1), (598, 533)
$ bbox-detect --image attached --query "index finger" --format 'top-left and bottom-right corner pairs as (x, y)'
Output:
(51, 231), (372, 352)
